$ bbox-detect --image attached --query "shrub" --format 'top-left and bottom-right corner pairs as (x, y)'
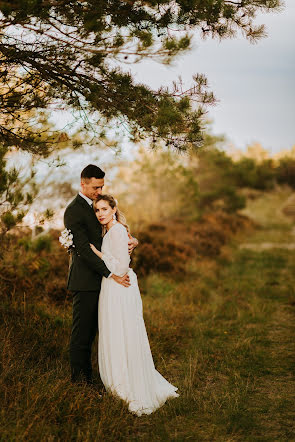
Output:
(276, 157), (295, 189)
(132, 228), (193, 278)
(189, 212), (253, 258)
(18, 237), (32, 251)
(190, 219), (227, 258)
(31, 235), (52, 253)
(1, 231), (69, 304)
(199, 187), (246, 213)
(132, 213), (253, 276)
(222, 187), (246, 212)
(18, 234), (52, 253)
(231, 158), (276, 190)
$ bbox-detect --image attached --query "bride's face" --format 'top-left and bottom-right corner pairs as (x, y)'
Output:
(94, 200), (116, 225)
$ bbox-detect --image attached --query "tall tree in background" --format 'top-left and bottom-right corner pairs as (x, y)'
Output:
(0, 0), (281, 154)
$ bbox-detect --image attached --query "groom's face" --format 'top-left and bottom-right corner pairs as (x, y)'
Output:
(81, 177), (104, 201)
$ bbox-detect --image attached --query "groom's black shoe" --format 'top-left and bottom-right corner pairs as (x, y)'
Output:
(71, 372), (105, 394)
(86, 382), (105, 396)
(85, 378), (106, 393)
(71, 369), (92, 385)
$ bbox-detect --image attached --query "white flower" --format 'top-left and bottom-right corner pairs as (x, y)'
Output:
(59, 228), (75, 250)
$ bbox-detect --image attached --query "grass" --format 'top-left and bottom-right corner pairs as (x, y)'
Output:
(1, 249), (294, 440)
(240, 186), (294, 244)
(1, 192), (295, 440)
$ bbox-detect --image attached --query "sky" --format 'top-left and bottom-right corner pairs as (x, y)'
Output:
(128, 0), (295, 154)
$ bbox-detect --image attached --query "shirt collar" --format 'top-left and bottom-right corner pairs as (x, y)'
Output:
(79, 191), (93, 206)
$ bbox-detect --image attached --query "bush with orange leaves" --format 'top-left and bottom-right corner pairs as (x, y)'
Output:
(190, 211), (252, 258)
(132, 212), (253, 277)
(0, 231), (70, 304)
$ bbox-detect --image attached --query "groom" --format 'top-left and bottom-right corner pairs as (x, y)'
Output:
(64, 164), (137, 384)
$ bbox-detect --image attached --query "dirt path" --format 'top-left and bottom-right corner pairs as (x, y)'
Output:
(239, 242), (295, 250)
(239, 226), (295, 251)
(251, 302), (295, 440)
(236, 213), (295, 440)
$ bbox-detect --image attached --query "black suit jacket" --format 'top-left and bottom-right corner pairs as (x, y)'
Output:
(64, 194), (111, 291)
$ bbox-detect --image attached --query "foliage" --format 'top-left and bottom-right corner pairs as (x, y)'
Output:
(132, 212), (253, 276)
(0, 144), (56, 240)
(194, 148), (295, 215)
(18, 234), (53, 253)
(0, 230), (69, 304)
(111, 147), (200, 228)
(0, 144), (37, 239)
(133, 224), (193, 277)
(0, 0), (281, 152)
(231, 158), (276, 190)
(113, 143), (278, 228)
(190, 211), (252, 257)
(226, 155), (294, 191)
(199, 185), (247, 213)
(112, 143), (295, 232)
(276, 157), (295, 189)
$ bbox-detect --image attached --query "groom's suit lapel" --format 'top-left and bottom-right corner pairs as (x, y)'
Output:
(76, 194), (92, 210)
(76, 194), (100, 224)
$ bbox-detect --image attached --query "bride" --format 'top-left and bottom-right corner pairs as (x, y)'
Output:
(90, 194), (179, 416)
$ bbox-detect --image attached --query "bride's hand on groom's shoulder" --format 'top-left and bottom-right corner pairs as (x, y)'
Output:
(128, 234), (138, 255)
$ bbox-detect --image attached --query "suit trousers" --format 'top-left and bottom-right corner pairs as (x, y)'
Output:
(70, 290), (99, 383)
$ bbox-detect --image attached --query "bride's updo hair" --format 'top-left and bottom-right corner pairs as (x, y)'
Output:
(94, 194), (129, 235)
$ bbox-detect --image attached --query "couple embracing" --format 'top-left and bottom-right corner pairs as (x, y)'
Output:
(64, 164), (178, 416)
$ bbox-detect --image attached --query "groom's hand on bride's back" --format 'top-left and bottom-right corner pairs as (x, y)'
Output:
(111, 273), (130, 287)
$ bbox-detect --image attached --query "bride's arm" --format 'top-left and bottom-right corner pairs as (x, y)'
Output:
(89, 242), (131, 287)
(89, 243), (102, 259)
(98, 226), (130, 276)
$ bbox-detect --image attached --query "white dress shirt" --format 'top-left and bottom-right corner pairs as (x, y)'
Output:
(79, 191), (93, 206)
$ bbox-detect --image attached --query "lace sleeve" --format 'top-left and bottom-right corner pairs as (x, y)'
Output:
(101, 224), (130, 276)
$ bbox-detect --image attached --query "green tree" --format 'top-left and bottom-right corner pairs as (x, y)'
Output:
(0, 143), (56, 241)
(230, 158), (276, 190)
(276, 157), (295, 189)
(109, 146), (200, 227)
(0, 0), (281, 153)
(0, 144), (35, 239)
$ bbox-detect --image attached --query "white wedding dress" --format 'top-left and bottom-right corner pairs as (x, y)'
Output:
(98, 222), (179, 416)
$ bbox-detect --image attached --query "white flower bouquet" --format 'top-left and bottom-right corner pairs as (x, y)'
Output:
(59, 228), (75, 252)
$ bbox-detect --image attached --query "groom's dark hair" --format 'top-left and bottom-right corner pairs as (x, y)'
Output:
(81, 164), (105, 180)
